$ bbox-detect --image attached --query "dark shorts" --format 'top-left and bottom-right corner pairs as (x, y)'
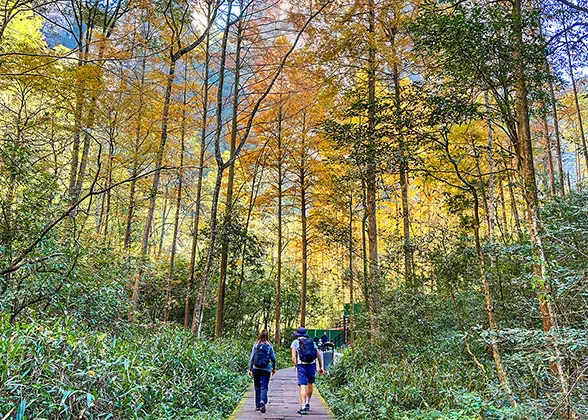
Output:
(297, 363), (316, 385)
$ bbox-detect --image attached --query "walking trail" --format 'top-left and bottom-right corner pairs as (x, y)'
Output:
(230, 367), (335, 420)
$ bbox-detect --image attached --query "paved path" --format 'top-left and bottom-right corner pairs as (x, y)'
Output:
(230, 367), (335, 420)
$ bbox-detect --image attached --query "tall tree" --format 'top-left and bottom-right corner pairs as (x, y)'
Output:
(130, 0), (218, 319)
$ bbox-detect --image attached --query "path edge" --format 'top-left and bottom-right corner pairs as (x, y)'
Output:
(229, 383), (253, 420)
(315, 384), (336, 418)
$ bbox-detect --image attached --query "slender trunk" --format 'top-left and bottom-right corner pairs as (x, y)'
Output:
(507, 169), (523, 239)
(576, 145), (582, 185)
(185, 24), (211, 328)
(548, 74), (565, 194)
(69, 55), (86, 202)
(192, 3), (233, 334)
(73, 40), (111, 204)
(486, 92), (496, 239)
(164, 66), (188, 323)
(564, 25), (588, 173)
(275, 104), (284, 345)
(366, 0), (379, 334)
(513, 1), (572, 408)
(238, 149), (268, 298)
(68, 6), (93, 203)
(102, 140), (114, 240)
(392, 59), (414, 287)
(192, 170), (224, 334)
(130, 57), (176, 320)
(473, 189), (513, 401)
(124, 52), (147, 250)
(444, 140), (514, 403)
(157, 184), (170, 259)
(215, 18), (243, 338)
(498, 178), (509, 238)
(299, 113), (309, 328)
(348, 193), (355, 346)
(361, 180), (370, 314)
(542, 103), (556, 197)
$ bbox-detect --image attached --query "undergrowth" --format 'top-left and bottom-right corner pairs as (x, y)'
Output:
(0, 317), (250, 419)
(318, 343), (540, 420)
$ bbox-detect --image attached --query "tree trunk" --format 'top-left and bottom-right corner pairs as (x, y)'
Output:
(275, 104), (284, 345)
(192, 170), (224, 334)
(130, 57), (176, 320)
(513, 0), (572, 408)
(184, 22), (211, 328)
(69, 53), (87, 203)
(506, 169), (523, 239)
(72, 33), (116, 205)
(486, 92), (496, 239)
(102, 139), (114, 241)
(348, 193), (355, 346)
(238, 148), (268, 299)
(215, 17), (243, 338)
(548, 73), (565, 194)
(361, 180), (370, 314)
(564, 24), (588, 173)
(498, 178), (509, 238)
(366, 0), (379, 335)
(164, 64), (188, 323)
(392, 58), (414, 288)
(157, 183), (170, 259)
(192, 3), (233, 334)
(542, 103), (556, 197)
(299, 112), (309, 328)
(443, 137), (515, 403)
(124, 52), (147, 251)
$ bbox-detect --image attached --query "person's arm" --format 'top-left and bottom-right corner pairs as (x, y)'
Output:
(316, 344), (324, 374)
(267, 346), (275, 375)
(291, 347), (298, 368)
(248, 345), (255, 375)
(317, 351), (324, 374)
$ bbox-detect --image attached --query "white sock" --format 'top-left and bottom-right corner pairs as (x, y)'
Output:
(305, 397), (310, 404)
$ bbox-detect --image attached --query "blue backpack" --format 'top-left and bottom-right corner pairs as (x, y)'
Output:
(298, 337), (318, 363)
(253, 343), (271, 368)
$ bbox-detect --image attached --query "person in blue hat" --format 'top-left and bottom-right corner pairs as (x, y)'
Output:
(291, 327), (324, 415)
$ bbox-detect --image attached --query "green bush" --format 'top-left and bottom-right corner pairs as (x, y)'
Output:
(318, 345), (540, 419)
(0, 317), (250, 419)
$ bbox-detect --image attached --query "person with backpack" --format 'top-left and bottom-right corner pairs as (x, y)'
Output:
(291, 327), (324, 415)
(248, 330), (276, 413)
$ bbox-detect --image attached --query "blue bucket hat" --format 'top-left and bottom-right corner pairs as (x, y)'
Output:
(294, 327), (308, 337)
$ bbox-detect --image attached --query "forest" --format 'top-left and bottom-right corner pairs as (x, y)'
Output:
(0, 0), (587, 418)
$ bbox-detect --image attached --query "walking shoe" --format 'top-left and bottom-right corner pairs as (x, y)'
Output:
(260, 402), (266, 413)
(296, 407), (308, 415)
(255, 407), (260, 411)
(305, 403), (310, 411)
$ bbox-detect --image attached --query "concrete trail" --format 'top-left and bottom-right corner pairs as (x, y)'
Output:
(230, 367), (335, 420)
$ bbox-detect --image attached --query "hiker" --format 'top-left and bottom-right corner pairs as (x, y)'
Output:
(248, 330), (276, 413)
(291, 327), (324, 415)
(320, 331), (328, 345)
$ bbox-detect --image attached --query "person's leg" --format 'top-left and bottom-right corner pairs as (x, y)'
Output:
(304, 363), (316, 409)
(253, 370), (261, 408)
(297, 365), (309, 413)
(306, 383), (313, 401)
(299, 384), (306, 405)
(260, 371), (270, 406)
